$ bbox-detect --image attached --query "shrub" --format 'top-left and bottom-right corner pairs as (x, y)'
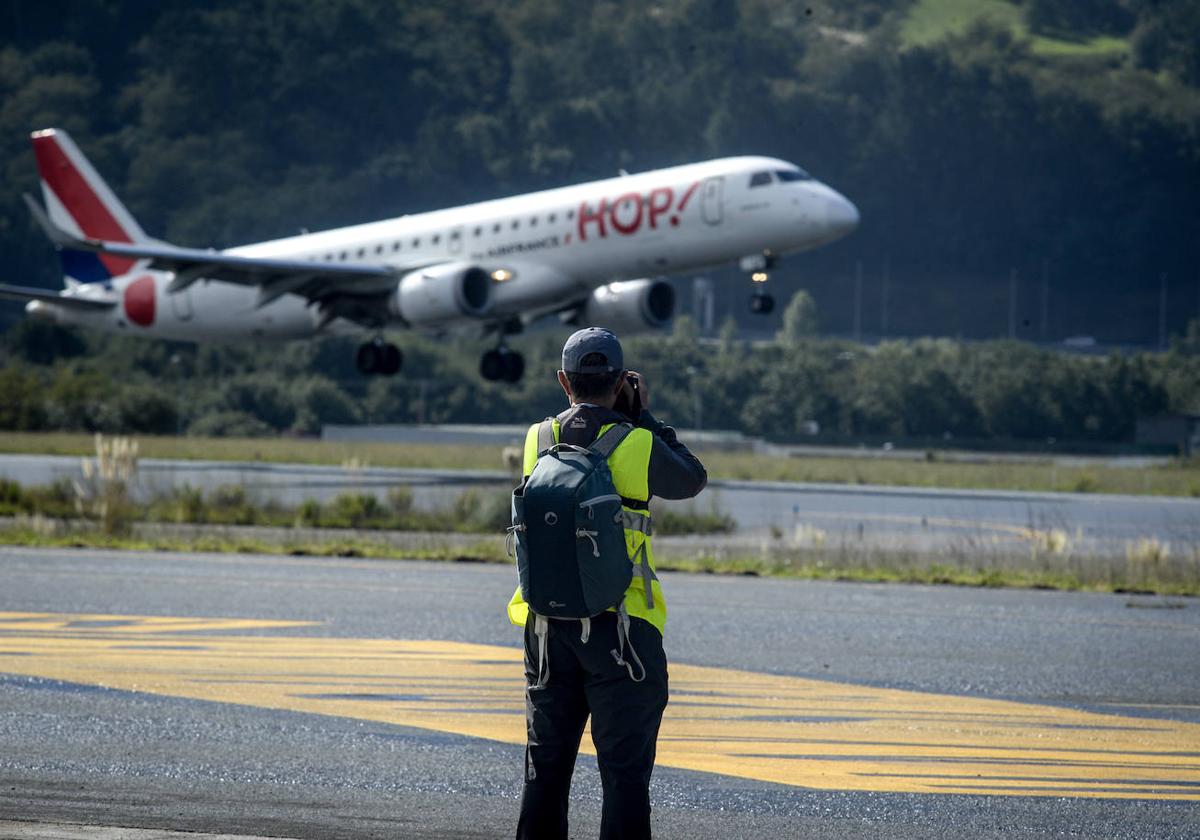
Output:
(387, 486), (415, 518)
(0, 367), (48, 430)
(296, 499), (322, 527)
(74, 434), (139, 535)
(117, 385), (179, 434)
(291, 377), (360, 434)
(188, 411), (273, 438)
(327, 493), (387, 528)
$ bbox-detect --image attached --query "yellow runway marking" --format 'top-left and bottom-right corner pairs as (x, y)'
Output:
(1, 611), (1197, 800)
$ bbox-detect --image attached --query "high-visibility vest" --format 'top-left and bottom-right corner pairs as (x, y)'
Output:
(506, 418), (666, 635)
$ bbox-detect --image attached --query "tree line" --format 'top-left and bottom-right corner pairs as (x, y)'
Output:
(0, 0), (1198, 342)
(3, 306), (1198, 450)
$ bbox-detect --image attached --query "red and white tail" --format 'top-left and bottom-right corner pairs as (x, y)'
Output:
(31, 128), (147, 283)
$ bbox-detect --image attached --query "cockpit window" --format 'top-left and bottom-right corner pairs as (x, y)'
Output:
(775, 168), (812, 182)
(748, 171), (773, 188)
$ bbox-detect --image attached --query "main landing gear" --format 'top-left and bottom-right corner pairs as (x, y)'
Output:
(355, 339), (402, 376)
(480, 346), (525, 383)
(750, 286), (775, 314)
(740, 251), (778, 315)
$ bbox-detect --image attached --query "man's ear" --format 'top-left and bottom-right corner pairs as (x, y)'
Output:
(613, 370), (628, 395)
(557, 370), (573, 401)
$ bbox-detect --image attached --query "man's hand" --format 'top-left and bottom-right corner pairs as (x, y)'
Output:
(622, 369), (650, 412)
(613, 370), (646, 420)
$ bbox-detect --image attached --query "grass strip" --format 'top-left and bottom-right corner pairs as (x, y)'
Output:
(900, 0), (1130, 57)
(2, 526), (1195, 597)
(0, 526), (508, 564)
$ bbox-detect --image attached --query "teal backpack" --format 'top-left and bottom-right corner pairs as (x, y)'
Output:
(509, 418), (645, 684)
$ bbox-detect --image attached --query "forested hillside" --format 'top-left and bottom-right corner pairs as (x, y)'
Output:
(1, 0), (1197, 343)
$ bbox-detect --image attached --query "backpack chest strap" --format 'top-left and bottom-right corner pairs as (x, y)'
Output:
(588, 422), (634, 459)
(537, 418), (556, 455)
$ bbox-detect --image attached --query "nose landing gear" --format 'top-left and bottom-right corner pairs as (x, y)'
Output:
(740, 251), (778, 315)
(356, 339), (402, 376)
(480, 347), (525, 383)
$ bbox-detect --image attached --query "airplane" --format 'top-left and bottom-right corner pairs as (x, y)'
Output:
(0, 128), (858, 383)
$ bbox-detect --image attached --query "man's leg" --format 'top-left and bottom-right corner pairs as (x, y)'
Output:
(583, 616), (669, 840)
(516, 618), (589, 840)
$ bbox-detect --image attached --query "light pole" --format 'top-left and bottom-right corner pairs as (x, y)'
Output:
(686, 365), (702, 431)
(170, 353), (184, 435)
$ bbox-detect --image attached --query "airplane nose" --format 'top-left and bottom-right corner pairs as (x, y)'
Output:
(825, 194), (859, 239)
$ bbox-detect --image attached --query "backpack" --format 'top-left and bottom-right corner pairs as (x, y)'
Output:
(509, 418), (646, 685)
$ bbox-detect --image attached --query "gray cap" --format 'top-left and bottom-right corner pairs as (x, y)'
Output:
(561, 327), (624, 374)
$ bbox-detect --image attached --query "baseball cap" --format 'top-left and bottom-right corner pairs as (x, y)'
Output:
(561, 327), (624, 374)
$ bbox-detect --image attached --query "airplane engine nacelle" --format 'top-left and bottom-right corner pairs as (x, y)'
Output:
(578, 279), (675, 334)
(391, 262), (491, 326)
(24, 301), (59, 323)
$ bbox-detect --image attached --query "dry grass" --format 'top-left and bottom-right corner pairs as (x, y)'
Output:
(3, 520), (1197, 596)
(651, 535), (1200, 596)
(699, 450), (1200, 497)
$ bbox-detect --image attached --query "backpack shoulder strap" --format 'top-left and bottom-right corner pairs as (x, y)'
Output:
(588, 422), (633, 460)
(536, 418), (556, 455)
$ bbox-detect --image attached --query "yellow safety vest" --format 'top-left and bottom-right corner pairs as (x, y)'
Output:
(506, 418), (666, 635)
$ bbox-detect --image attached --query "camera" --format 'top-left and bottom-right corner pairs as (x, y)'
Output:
(615, 372), (642, 421)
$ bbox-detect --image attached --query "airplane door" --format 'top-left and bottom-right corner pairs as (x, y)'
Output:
(449, 225), (464, 256)
(168, 285), (194, 321)
(700, 176), (724, 225)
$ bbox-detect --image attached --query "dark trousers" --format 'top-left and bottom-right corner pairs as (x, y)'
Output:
(516, 611), (668, 840)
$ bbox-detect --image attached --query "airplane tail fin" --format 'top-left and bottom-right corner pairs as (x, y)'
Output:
(30, 128), (148, 285)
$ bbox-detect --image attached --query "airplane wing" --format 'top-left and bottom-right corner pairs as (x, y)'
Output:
(23, 193), (413, 315)
(0, 283), (115, 310)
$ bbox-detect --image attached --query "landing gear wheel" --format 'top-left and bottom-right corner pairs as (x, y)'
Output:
(379, 343), (402, 376)
(356, 341), (402, 375)
(750, 293), (775, 315)
(480, 348), (525, 383)
(480, 349), (506, 382)
(502, 350), (525, 383)
(356, 341), (382, 374)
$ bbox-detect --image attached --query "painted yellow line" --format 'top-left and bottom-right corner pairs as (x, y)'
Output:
(1, 611), (1197, 800)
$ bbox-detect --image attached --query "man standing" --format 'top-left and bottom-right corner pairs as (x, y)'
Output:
(507, 327), (707, 840)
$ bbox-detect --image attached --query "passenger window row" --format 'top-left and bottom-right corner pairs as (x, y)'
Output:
(309, 208), (579, 262)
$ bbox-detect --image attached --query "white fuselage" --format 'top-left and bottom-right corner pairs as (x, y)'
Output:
(44, 156), (858, 340)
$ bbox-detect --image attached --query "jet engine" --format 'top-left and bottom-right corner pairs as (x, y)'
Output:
(577, 279), (675, 334)
(390, 262), (491, 326)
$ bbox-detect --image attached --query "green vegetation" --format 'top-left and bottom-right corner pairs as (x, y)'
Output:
(0, 478), (735, 536)
(902, 0), (1026, 47)
(0, 1), (1198, 467)
(3, 321), (1200, 459)
(3, 431), (1199, 497)
(656, 545), (1200, 597)
(901, 0), (1130, 56)
(701, 451), (1200, 497)
(0, 0), (1198, 345)
(2, 522), (1194, 596)
(0, 431), (500, 471)
(0, 525), (502, 564)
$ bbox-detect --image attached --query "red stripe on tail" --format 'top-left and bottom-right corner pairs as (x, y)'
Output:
(32, 134), (136, 276)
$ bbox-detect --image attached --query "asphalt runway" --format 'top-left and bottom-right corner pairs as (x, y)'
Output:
(3, 454), (1198, 556)
(1, 546), (1198, 839)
